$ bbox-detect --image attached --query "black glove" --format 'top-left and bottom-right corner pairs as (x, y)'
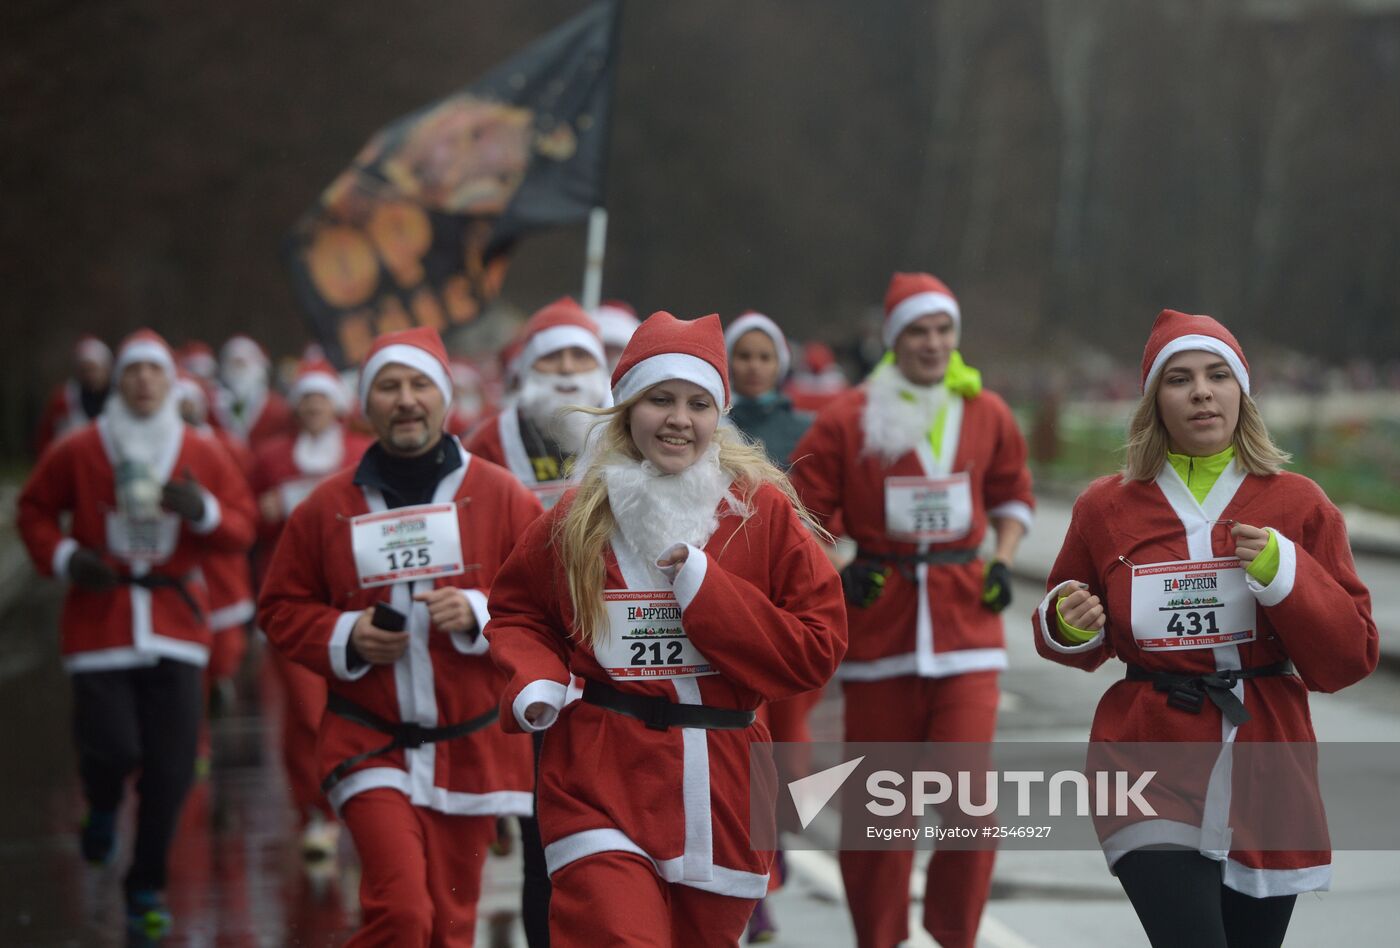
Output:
(840, 560), (889, 609)
(69, 548), (118, 591)
(161, 472), (206, 522)
(981, 560), (1013, 613)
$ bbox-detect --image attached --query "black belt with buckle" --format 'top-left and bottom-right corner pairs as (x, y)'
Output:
(581, 678), (755, 732)
(321, 692), (499, 792)
(1124, 661), (1295, 727)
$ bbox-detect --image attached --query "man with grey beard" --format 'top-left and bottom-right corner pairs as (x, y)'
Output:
(468, 297), (612, 511)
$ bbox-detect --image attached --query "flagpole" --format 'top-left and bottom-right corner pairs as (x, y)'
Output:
(581, 0), (622, 311)
(582, 206), (608, 309)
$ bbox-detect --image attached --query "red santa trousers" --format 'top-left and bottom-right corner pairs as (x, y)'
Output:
(839, 671), (1000, 948)
(341, 788), (495, 948)
(549, 850), (756, 947)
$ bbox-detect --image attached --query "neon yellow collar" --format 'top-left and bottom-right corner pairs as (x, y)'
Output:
(1167, 445), (1235, 504)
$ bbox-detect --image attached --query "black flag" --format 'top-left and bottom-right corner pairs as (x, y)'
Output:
(284, 1), (620, 368)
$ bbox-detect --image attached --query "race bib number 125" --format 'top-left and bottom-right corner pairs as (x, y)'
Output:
(350, 503), (466, 588)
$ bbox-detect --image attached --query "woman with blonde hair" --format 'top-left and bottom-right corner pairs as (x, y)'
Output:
(1033, 309), (1377, 947)
(485, 311), (847, 946)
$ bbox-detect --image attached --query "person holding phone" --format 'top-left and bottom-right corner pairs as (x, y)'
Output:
(258, 327), (542, 947)
(1033, 309), (1378, 947)
(484, 312), (847, 947)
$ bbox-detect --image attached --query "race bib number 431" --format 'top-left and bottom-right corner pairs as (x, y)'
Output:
(350, 503), (465, 589)
(595, 590), (718, 681)
(1129, 557), (1255, 651)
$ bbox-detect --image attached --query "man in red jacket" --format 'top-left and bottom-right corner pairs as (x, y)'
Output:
(789, 272), (1035, 948)
(468, 297), (611, 510)
(213, 334), (293, 451)
(258, 327), (540, 947)
(18, 329), (256, 939)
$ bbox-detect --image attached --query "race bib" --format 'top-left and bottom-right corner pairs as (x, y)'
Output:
(106, 511), (180, 563)
(1129, 557), (1256, 651)
(350, 503), (465, 589)
(278, 477), (322, 514)
(884, 473), (973, 542)
(531, 480), (570, 511)
(594, 590), (718, 681)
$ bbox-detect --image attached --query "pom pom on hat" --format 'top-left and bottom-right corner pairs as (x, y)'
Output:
(1140, 309), (1251, 395)
(724, 311), (792, 380)
(883, 272), (960, 349)
(358, 327), (453, 409)
(611, 312), (730, 408)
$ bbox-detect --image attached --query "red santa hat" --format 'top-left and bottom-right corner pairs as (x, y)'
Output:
(112, 329), (177, 380)
(288, 357), (351, 414)
(177, 340), (217, 380)
(74, 335), (112, 368)
(611, 312), (729, 408)
(882, 272), (961, 349)
(511, 297), (605, 378)
(358, 327), (453, 409)
(1140, 309), (1251, 396)
(221, 334), (269, 367)
(591, 300), (641, 349)
(803, 340), (836, 374)
(724, 310), (792, 379)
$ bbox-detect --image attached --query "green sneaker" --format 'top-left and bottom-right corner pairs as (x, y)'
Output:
(125, 890), (173, 940)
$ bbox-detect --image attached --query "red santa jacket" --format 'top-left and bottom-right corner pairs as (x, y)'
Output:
(1032, 465), (1376, 896)
(17, 419), (256, 672)
(789, 379), (1034, 680)
(485, 481), (847, 898)
(256, 437), (542, 817)
(250, 425), (372, 584)
(466, 405), (573, 510)
(202, 426), (257, 632)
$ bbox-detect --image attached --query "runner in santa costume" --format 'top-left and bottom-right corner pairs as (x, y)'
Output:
(173, 374), (256, 712)
(723, 309), (818, 942)
(257, 327), (540, 947)
(784, 340), (849, 414)
(34, 334), (112, 455)
(250, 358), (372, 859)
(1033, 310), (1377, 947)
(788, 272), (1034, 948)
(177, 340), (219, 384)
(17, 329), (256, 938)
(485, 311), (847, 948)
(214, 334), (294, 451)
(468, 297), (612, 511)
(591, 299), (641, 372)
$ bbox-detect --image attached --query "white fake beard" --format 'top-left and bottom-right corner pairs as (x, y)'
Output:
(598, 443), (739, 584)
(860, 362), (948, 464)
(104, 392), (183, 470)
(518, 367), (611, 455)
(222, 362), (267, 404)
(293, 424), (345, 476)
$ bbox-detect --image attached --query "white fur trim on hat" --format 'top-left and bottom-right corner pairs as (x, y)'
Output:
(77, 338), (112, 367)
(724, 313), (791, 379)
(290, 373), (350, 414)
(884, 291), (961, 349)
(221, 336), (268, 367)
(1143, 334), (1251, 396)
(612, 353), (726, 409)
(359, 343), (453, 408)
(114, 340), (175, 380)
(593, 308), (641, 347)
(513, 325), (606, 378)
